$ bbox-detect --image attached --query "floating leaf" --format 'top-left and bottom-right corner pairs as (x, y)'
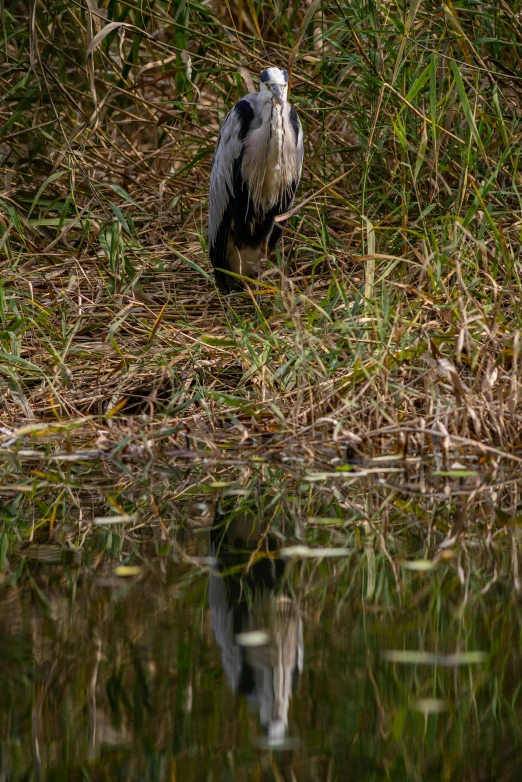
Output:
(114, 565), (141, 577)
(235, 630), (270, 647)
(94, 515), (135, 525)
(384, 650), (487, 666)
(411, 698), (447, 714)
(402, 559), (436, 571)
(280, 546), (351, 559)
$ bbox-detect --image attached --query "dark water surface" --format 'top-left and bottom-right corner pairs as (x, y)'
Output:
(1, 460), (522, 780)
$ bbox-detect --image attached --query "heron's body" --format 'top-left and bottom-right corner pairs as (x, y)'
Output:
(209, 506), (303, 741)
(208, 68), (304, 292)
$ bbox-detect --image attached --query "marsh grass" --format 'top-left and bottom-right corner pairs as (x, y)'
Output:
(2, 460), (522, 778)
(1, 0), (522, 465)
(3, 7), (522, 772)
(1, 449), (521, 582)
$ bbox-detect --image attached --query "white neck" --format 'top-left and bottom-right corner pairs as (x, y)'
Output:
(242, 98), (293, 212)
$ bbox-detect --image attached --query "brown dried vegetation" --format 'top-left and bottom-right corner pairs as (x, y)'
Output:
(1, 0), (521, 464)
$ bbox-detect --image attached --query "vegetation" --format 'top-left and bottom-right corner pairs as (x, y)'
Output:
(1, 0), (521, 464)
(2, 467), (519, 766)
(2, 5), (522, 774)
(2, 468), (522, 779)
(3, 6), (522, 779)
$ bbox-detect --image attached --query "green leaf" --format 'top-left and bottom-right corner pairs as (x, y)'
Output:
(108, 201), (130, 233)
(450, 61), (485, 155)
(405, 63), (431, 103)
(27, 171), (68, 219)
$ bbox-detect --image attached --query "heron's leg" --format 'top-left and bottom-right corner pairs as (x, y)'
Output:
(256, 239), (269, 307)
(235, 244), (243, 280)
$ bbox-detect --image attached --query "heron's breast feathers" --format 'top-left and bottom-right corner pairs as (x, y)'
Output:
(242, 103), (300, 214)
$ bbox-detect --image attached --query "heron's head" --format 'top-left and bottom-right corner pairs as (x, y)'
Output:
(259, 67), (288, 107)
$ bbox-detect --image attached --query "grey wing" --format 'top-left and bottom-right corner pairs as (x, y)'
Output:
(208, 104), (248, 250)
(292, 106), (304, 188)
(208, 573), (243, 691)
(208, 98), (258, 290)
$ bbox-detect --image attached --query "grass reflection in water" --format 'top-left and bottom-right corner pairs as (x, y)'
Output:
(0, 462), (521, 780)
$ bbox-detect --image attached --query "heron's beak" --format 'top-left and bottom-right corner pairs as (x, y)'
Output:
(270, 84), (285, 106)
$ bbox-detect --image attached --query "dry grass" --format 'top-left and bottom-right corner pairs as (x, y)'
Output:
(1, 0), (522, 463)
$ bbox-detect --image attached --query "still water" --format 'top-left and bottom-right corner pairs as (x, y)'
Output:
(1, 462), (521, 780)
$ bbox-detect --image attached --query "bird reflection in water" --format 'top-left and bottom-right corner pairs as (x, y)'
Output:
(209, 498), (303, 744)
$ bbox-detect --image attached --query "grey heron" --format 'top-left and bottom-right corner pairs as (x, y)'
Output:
(209, 502), (303, 742)
(208, 67), (304, 293)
